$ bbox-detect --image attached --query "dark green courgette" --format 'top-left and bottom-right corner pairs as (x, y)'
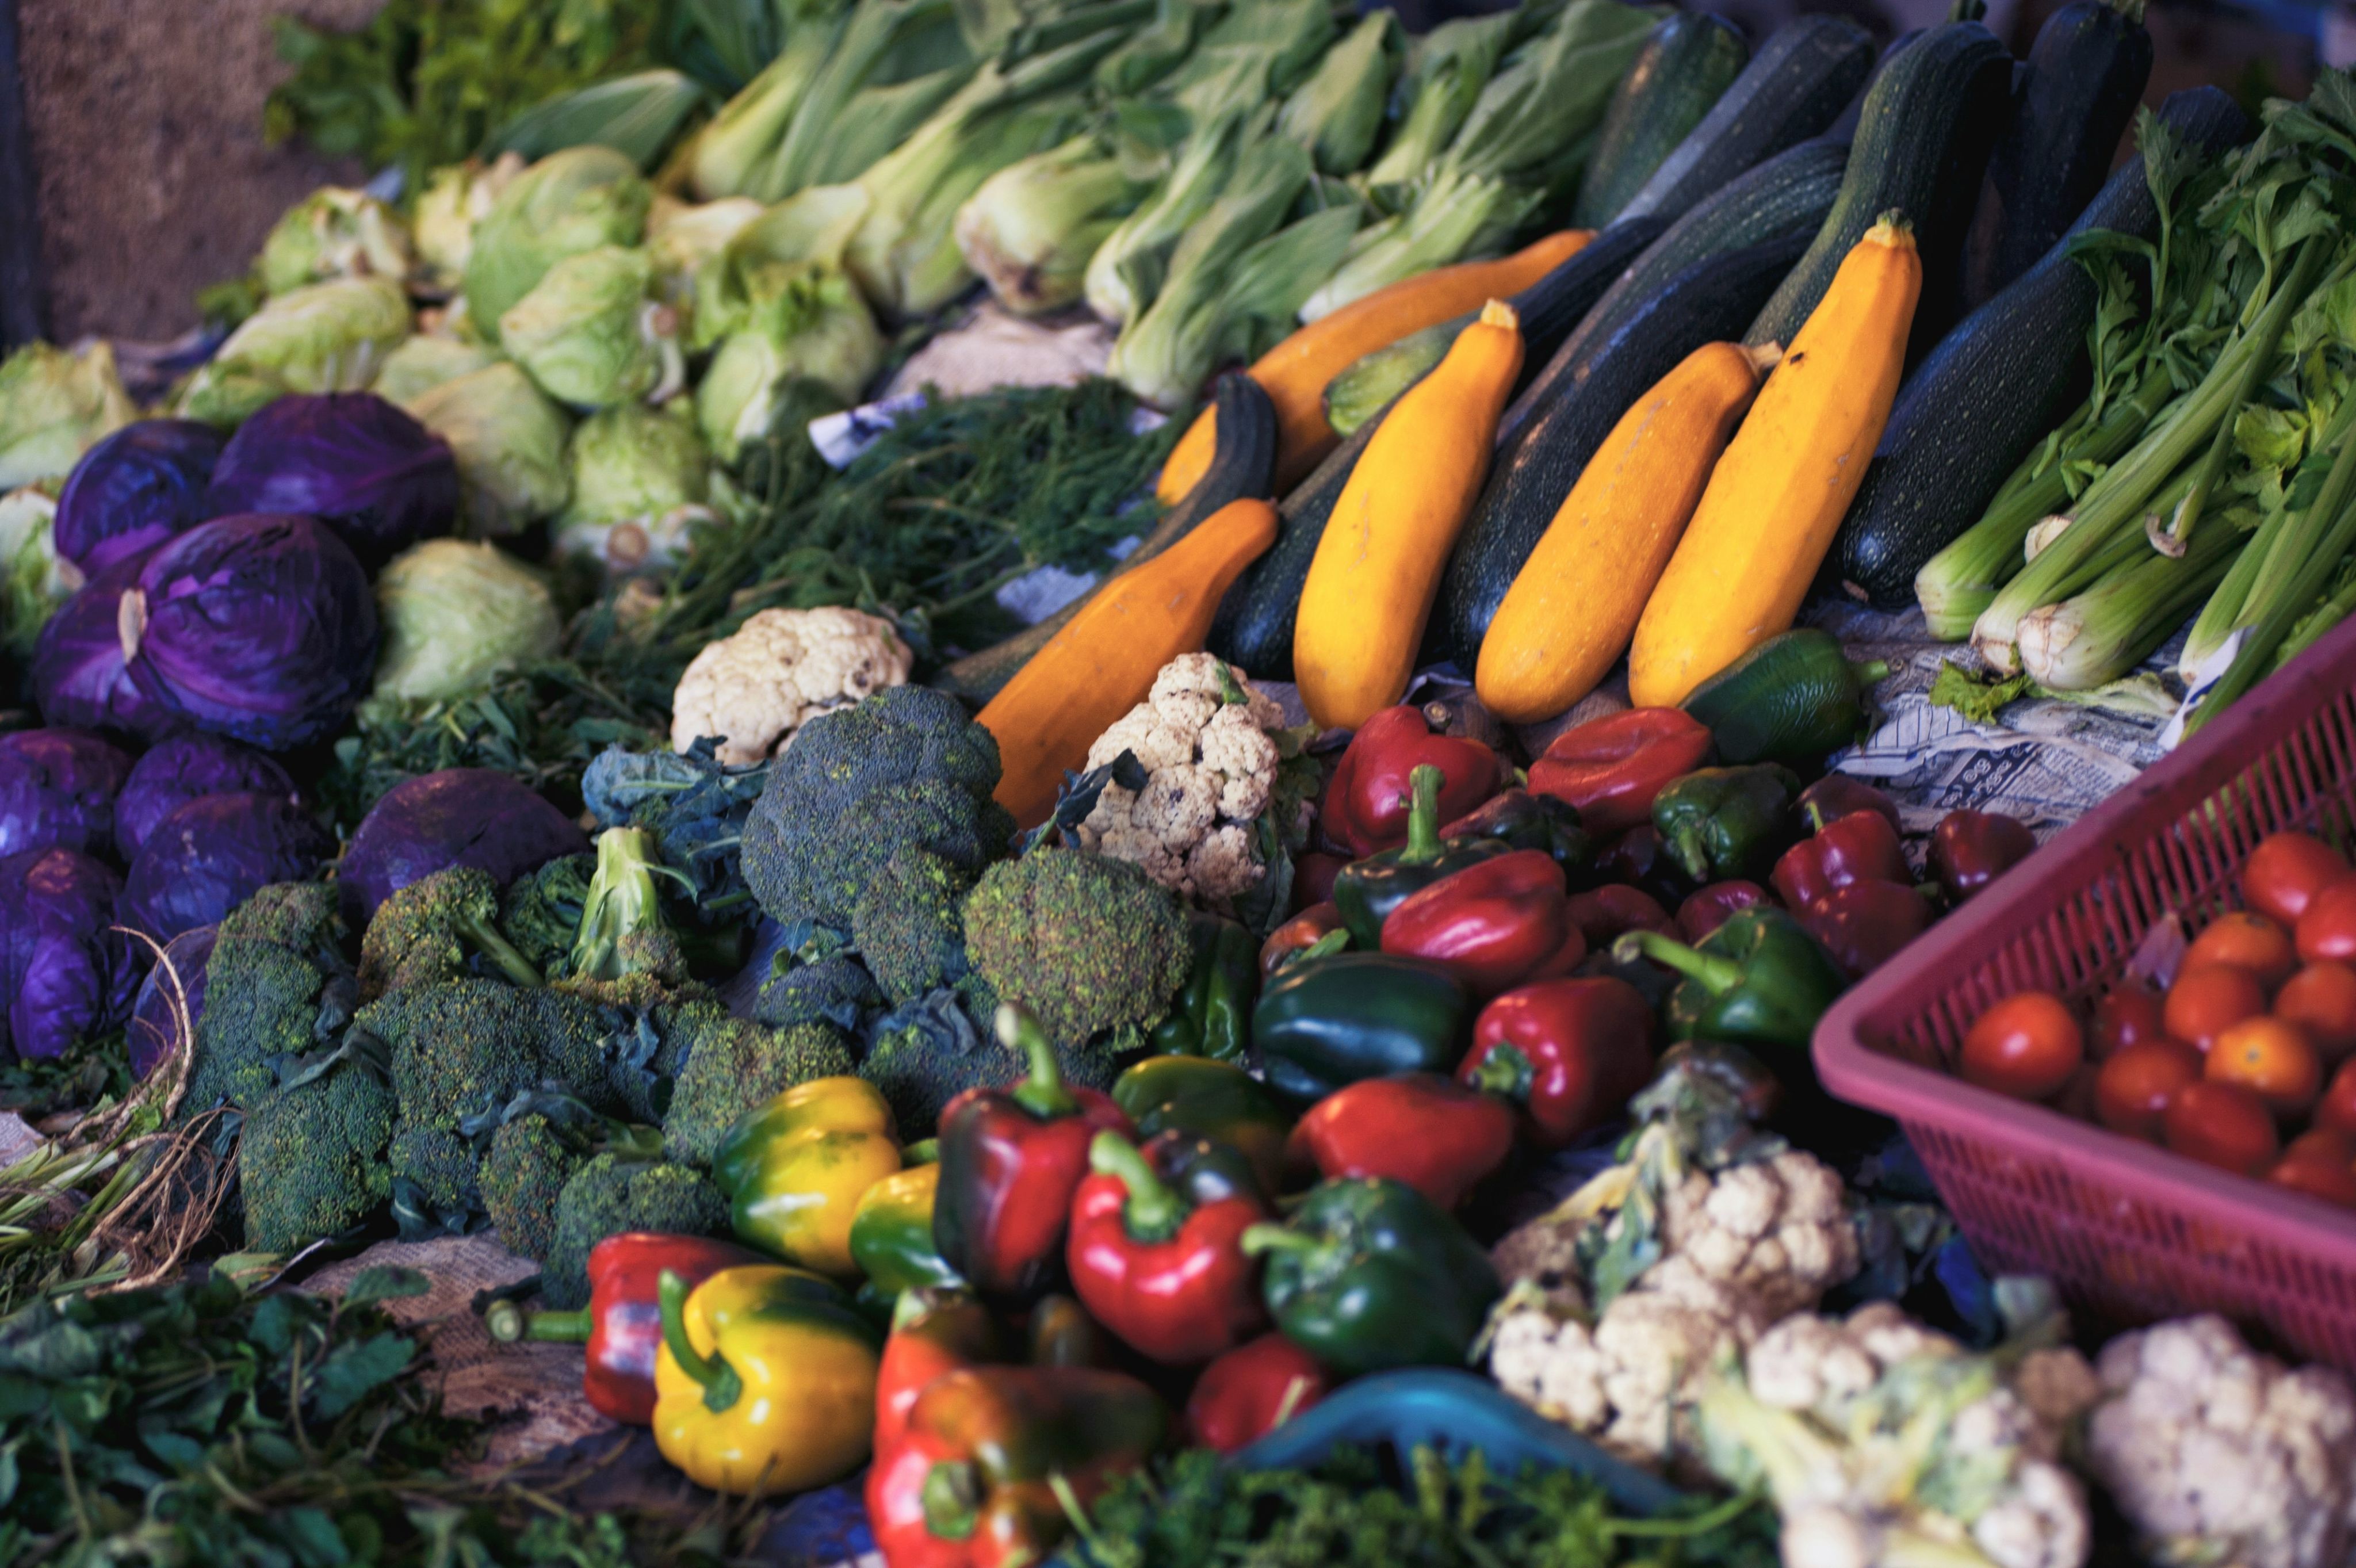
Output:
(1834, 86), (2254, 607)
(1963, 0), (2151, 309)
(1322, 215), (1668, 438)
(1572, 13), (1751, 228)
(1680, 629), (1888, 767)
(1436, 229), (1814, 671)
(1206, 401), (1386, 682)
(932, 371), (1275, 703)
(1616, 15), (1874, 225)
(1744, 22), (2013, 364)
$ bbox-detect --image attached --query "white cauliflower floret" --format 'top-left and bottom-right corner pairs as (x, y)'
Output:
(2086, 1315), (2356, 1568)
(1489, 1308), (1611, 1433)
(1661, 1149), (1860, 1319)
(670, 606), (910, 764)
(1074, 653), (1294, 905)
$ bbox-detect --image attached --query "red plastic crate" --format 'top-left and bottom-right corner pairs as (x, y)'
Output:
(1814, 614), (2356, 1370)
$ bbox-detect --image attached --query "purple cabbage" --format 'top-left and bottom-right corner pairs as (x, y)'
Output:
(123, 791), (336, 942)
(121, 514), (378, 752)
(339, 767), (588, 928)
(0, 847), (139, 1061)
(204, 394), (459, 564)
(30, 552), (186, 741)
(54, 419), (225, 576)
(0, 728), (133, 859)
(130, 924), (214, 1081)
(114, 733), (297, 862)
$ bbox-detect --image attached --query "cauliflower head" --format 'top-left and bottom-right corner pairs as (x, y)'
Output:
(1074, 654), (1292, 905)
(670, 606), (912, 765)
(2086, 1314), (2356, 1568)
(1659, 1149), (1860, 1320)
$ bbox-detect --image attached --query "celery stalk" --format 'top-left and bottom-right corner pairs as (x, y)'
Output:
(2016, 519), (2245, 690)
(2272, 557), (2356, 670)
(1084, 108), (1263, 327)
(954, 136), (1143, 314)
(1296, 166), (1537, 323)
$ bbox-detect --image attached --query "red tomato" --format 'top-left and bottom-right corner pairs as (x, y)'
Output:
(2297, 878), (2356, 965)
(2319, 1057), (2356, 1139)
(1959, 992), (2082, 1100)
(2163, 965), (2269, 1052)
(2267, 1153), (2356, 1208)
(2284, 1127), (2356, 1167)
(2183, 912), (2299, 992)
(2164, 1081), (2280, 1175)
(2205, 1015), (2322, 1115)
(2243, 831), (2350, 927)
(2089, 983), (2168, 1062)
(2274, 962), (2356, 1064)
(2094, 1039), (2204, 1141)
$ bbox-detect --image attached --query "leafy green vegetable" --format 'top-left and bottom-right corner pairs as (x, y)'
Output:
(1929, 661), (2034, 724)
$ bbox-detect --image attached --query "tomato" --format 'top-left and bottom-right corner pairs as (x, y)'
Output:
(2204, 1015), (2321, 1114)
(2274, 962), (2356, 1064)
(2319, 1057), (2356, 1139)
(2296, 878), (2356, 965)
(2183, 912), (2298, 991)
(2284, 1126), (2356, 1167)
(2243, 831), (2350, 927)
(2163, 1081), (2279, 1175)
(2094, 1039), (2204, 1141)
(2163, 965), (2268, 1052)
(2266, 1152), (2356, 1208)
(2089, 983), (2167, 1061)
(1959, 991), (2082, 1101)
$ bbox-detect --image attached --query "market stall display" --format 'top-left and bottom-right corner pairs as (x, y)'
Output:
(5, 0), (2356, 1563)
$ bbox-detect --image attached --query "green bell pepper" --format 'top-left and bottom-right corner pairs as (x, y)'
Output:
(1148, 911), (1260, 1061)
(1613, 908), (1846, 1053)
(1111, 1055), (1292, 1198)
(1251, 952), (1471, 1105)
(1650, 764), (1804, 883)
(1332, 764), (1510, 948)
(849, 1154), (961, 1297)
(1241, 1177), (1500, 1377)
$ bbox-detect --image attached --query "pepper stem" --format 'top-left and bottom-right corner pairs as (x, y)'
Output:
(657, 1268), (741, 1413)
(1238, 1223), (1318, 1257)
(901, 1139), (940, 1165)
(1611, 930), (1747, 997)
(485, 1301), (589, 1344)
(1466, 1043), (1535, 1102)
(921, 1460), (981, 1541)
(996, 1005), (1077, 1119)
(1667, 825), (1714, 883)
(1399, 764), (1447, 865)
(1089, 1132), (1186, 1242)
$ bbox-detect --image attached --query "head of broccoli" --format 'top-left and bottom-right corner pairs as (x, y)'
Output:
(478, 1112), (592, 1262)
(363, 979), (620, 1141)
(388, 1123), (482, 1223)
(758, 686), (1003, 819)
(357, 867), (544, 1002)
(754, 953), (884, 1033)
(544, 1152), (728, 1309)
(962, 846), (1192, 1051)
(236, 1061), (396, 1253)
(569, 826), (692, 983)
(186, 882), (356, 1115)
(856, 984), (1115, 1138)
(660, 1008), (855, 1167)
(502, 853), (595, 978)
(852, 847), (976, 1007)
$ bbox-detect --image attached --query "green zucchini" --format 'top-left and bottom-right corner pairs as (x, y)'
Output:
(1322, 215), (1667, 438)
(1571, 12), (1751, 228)
(1680, 628), (1888, 768)
(1436, 228), (1815, 671)
(1207, 401), (1384, 682)
(1616, 15), (1874, 225)
(1743, 21), (2013, 362)
(932, 371), (1275, 704)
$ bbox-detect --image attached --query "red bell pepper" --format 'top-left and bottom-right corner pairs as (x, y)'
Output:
(1676, 881), (1772, 943)
(1379, 848), (1582, 996)
(1459, 977), (1656, 1148)
(1800, 879), (1933, 979)
(1322, 705), (1501, 857)
(877, 1287), (1003, 1453)
(1527, 709), (1714, 835)
(1796, 774), (1902, 833)
(1261, 901), (1345, 976)
(1283, 1073), (1516, 1208)
(484, 1232), (766, 1425)
(934, 1006), (1132, 1299)
(1929, 809), (2037, 901)
(1772, 808), (1910, 909)
(1592, 825), (1701, 907)
(1065, 1133), (1266, 1363)
(1565, 884), (1674, 947)
(1184, 1332), (1329, 1454)
(1291, 851), (1348, 912)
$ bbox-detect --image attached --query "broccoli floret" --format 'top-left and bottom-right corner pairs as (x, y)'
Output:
(238, 1062), (396, 1252)
(502, 854), (595, 978)
(754, 954), (884, 1032)
(479, 1114), (590, 1261)
(545, 1153), (728, 1309)
(963, 846), (1191, 1049)
(388, 1123), (481, 1219)
(357, 867), (544, 1002)
(856, 985), (1115, 1137)
(661, 1011), (855, 1167)
(570, 826), (690, 982)
(852, 848), (976, 1006)
(758, 686), (1003, 817)
(364, 980), (619, 1140)
(186, 882), (356, 1114)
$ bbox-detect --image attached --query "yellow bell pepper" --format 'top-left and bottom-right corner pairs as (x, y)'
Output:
(713, 1075), (902, 1275)
(652, 1264), (880, 1496)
